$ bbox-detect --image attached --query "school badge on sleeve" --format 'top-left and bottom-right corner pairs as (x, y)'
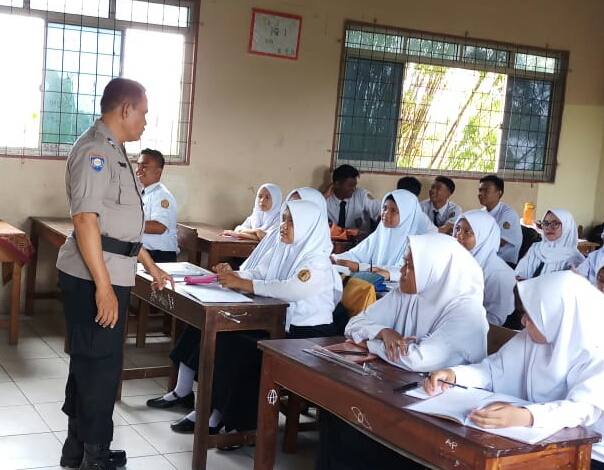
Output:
(161, 199), (170, 208)
(503, 221), (510, 229)
(297, 270), (311, 282)
(89, 154), (105, 172)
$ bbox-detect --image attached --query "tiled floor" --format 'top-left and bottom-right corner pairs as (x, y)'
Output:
(0, 310), (318, 470)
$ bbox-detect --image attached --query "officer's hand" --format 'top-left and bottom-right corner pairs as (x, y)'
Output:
(148, 266), (174, 291)
(95, 284), (119, 328)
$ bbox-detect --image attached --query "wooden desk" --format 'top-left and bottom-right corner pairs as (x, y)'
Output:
(177, 222), (258, 268)
(131, 273), (288, 470)
(254, 338), (600, 470)
(24, 216), (72, 316)
(0, 220), (35, 344)
(578, 241), (600, 256)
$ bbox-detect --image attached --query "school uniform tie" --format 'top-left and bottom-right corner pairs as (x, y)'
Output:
(432, 210), (439, 225)
(338, 201), (347, 228)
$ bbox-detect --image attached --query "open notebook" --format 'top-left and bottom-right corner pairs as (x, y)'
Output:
(406, 387), (561, 444)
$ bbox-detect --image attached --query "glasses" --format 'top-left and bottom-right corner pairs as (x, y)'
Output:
(453, 227), (474, 236)
(540, 220), (561, 229)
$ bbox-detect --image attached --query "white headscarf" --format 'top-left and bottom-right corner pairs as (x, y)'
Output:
(532, 208), (583, 265)
(291, 187), (332, 255)
(457, 210), (500, 269)
(248, 183), (282, 231)
(343, 189), (426, 266)
(490, 272), (604, 411)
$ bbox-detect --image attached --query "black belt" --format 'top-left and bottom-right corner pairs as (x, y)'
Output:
(73, 232), (142, 258)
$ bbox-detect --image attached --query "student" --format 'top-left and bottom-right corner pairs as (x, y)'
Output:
(478, 174), (522, 266)
(324, 164), (381, 232)
(316, 233), (488, 470)
(576, 244), (604, 288)
(396, 176), (438, 233)
(221, 183), (282, 241)
(515, 208), (584, 280)
(420, 176), (462, 234)
(239, 187), (331, 270)
(148, 200), (342, 434)
(425, 271), (604, 469)
(454, 210), (516, 325)
(331, 189), (428, 281)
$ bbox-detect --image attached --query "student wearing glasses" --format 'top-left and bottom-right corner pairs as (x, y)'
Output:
(515, 208), (584, 280)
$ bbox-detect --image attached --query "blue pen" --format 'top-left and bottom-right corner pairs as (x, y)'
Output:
(438, 379), (467, 390)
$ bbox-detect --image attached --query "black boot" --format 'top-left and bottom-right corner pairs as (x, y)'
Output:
(59, 420), (126, 468)
(77, 443), (126, 470)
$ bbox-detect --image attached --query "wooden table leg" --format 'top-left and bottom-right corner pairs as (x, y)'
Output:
(206, 247), (220, 271)
(254, 355), (280, 470)
(9, 262), (21, 345)
(24, 223), (40, 316)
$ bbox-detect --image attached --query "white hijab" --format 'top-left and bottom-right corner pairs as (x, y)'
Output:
(248, 183), (282, 231)
(532, 208), (583, 265)
(457, 210), (500, 269)
(344, 189), (426, 265)
(493, 272), (604, 410)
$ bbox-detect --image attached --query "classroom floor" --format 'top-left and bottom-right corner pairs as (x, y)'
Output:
(0, 309), (319, 470)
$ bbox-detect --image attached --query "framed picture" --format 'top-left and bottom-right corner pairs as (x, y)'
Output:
(248, 8), (302, 60)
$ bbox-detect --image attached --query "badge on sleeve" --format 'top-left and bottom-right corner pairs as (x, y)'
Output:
(89, 154), (105, 172)
(367, 193), (375, 200)
(448, 212), (456, 219)
(503, 221), (510, 229)
(298, 270), (311, 282)
(161, 199), (170, 208)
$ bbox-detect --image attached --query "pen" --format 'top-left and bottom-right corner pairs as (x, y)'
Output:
(370, 257), (373, 271)
(392, 381), (419, 393)
(329, 350), (371, 356)
(438, 379), (467, 390)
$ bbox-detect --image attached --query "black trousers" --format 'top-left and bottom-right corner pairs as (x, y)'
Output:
(58, 271), (130, 445)
(147, 250), (177, 263)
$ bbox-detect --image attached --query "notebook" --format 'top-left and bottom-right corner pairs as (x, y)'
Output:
(406, 386), (561, 444)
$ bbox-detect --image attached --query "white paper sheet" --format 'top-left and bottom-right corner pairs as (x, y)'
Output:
(180, 284), (254, 303)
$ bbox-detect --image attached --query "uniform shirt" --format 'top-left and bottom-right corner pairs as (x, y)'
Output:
(326, 187), (381, 232)
(141, 182), (178, 253)
(420, 199), (463, 228)
(56, 119), (143, 287)
(485, 202), (522, 265)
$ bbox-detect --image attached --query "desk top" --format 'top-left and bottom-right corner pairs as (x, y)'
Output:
(0, 220), (35, 265)
(258, 337), (600, 455)
(31, 216), (73, 238)
(178, 222), (259, 245)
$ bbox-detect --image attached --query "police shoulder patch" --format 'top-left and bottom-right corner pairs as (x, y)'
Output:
(89, 154), (105, 172)
(161, 199), (169, 208)
(502, 221), (510, 229)
(297, 269), (311, 282)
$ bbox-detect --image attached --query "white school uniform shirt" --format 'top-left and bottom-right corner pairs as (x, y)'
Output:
(452, 272), (604, 463)
(420, 199), (463, 228)
(515, 208), (584, 280)
(484, 201), (522, 265)
(141, 182), (179, 252)
(326, 187), (381, 232)
(345, 233), (488, 371)
(235, 183), (282, 232)
(458, 210), (515, 325)
(332, 190), (428, 281)
(576, 244), (604, 284)
(238, 200), (342, 332)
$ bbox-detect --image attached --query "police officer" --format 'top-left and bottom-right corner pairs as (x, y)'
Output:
(136, 148), (179, 262)
(56, 77), (173, 470)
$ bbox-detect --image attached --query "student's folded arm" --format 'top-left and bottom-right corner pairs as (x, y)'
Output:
(251, 267), (329, 301)
(345, 312), (386, 344)
(526, 401), (601, 429)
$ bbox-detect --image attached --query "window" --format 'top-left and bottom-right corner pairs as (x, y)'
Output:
(0, 0), (197, 162)
(333, 22), (569, 181)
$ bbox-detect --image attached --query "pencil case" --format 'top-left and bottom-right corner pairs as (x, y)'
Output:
(184, 275), (218, 284)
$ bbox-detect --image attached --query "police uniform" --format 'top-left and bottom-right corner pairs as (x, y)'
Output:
(420, 199), (463, 228)
(326, 187), (381, 232)
(485, 201), (522, 265)
(141, 181), (178, 262)
(56, 119), (143, 446)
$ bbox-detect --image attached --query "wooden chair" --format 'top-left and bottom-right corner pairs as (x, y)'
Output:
(487, 323), (517, 355)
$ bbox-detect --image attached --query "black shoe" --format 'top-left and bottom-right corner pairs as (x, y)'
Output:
(146, 391), (194, 409)
(79, 444), (118, 470)
(209, 422), (223, 435)
(60, 449), (126, 468)
(170, 416), (195, 434)
(218, 444), (242, 452)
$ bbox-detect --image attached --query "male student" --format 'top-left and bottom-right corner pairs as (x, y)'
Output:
(397, 176), (437, 233)
(420, 176), (462, 235)
(324, 164), (381, 232)
(136, 148), (179, 262)
(478, 174), (522, 266)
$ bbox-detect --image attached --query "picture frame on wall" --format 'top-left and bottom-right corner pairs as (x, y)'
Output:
(248, 8), (302, 60)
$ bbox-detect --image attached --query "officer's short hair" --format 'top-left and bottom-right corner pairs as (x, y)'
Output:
(100, 78), (146, 114)
(479, 174), (504, 193)
(435, 176), (455, 194)
(141, 148), (165, 169)
(397, 176), (422, 196)
(332, 164), (360, 183)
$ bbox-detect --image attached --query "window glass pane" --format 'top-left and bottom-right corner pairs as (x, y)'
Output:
(0, 0), (23, 6)
(337, 57), (402, 162)
(407, 38), (457, 61)
(515, 53), (557, 74)
(500, 77), (551, 171)
(123, 28), (185, 156)
(0, 13), (43, 148)
(116, 0), (190, 27)
(463, 46), (508, 67)
(30, 0), (109, 17)
(42, 23), (121, 145)
(345, 29), (403, 54)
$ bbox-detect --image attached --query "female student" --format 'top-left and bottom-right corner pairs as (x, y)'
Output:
(331, 189), (427, 281)
(454, 210), (516, 325)
(576, 243), (604, 286)
(425, 271), (604, 468)
(221, 183), (282, 241)
(239, 187), (331, 270)
(316, 234), (489, 470)
(515, 208), (584, 280)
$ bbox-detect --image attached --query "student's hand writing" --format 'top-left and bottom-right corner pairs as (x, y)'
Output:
(213, 263), (234, 274)
(377, 328), (416, 361)
(370, 267), (389, 280)
(468, 402), (533, 428)
(335, 259), (359, 272)
(217, 271), (243, 289)
(423, 369), (456, 396)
